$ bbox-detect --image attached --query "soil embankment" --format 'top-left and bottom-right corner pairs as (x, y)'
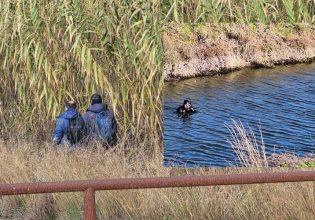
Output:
(163, 23), (315, 81)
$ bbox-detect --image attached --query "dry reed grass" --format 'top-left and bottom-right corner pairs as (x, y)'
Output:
(228, 120), (269, 168)
(0, 0), (163, 141)
(228, 121), (315, 169)
(0, 139), (314, 219)
(162, 0), (315, 24)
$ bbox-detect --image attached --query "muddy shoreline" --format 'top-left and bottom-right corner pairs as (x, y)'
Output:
(163, 23), (315, 81)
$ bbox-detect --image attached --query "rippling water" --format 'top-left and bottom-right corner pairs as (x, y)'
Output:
(163, 63), (315, 167)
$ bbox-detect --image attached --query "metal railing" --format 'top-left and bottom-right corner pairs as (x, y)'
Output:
(1, 171), (315, 220)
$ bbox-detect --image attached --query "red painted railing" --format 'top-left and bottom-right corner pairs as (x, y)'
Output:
(1, 171), (315, 219)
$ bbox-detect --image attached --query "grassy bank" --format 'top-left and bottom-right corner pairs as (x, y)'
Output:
(0, 140), (314, 219)
(163, 23), (315, 80)
(162, 0), (315, 80)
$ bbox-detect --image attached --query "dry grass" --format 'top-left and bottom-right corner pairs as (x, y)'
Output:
(269, 153), (315, 167)
(228, 121), (315, 168)
(228, 120), (268, 168)
(163, 23), (315, 80)
(162, 0), (315, 24)
(0, 139), (314, 219)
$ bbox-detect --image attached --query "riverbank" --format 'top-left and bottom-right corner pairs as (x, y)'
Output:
(163, 23), (315, 81)
(268, 153), (315, 168)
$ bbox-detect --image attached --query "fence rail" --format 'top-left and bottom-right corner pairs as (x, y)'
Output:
(1, 171), (315, 220)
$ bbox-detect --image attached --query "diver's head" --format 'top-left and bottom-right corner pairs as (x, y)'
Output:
(183, 99), (192, 110)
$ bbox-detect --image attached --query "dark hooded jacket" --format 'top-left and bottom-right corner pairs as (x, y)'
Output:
(82, 103), (117, 145)
(52, 107), (81, 145)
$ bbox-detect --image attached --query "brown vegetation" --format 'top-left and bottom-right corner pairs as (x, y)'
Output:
(229, 121), (315, 168)
(0, 139), (315, 219)
(163, 23), (315, 80)
(269, 153), (315, 167)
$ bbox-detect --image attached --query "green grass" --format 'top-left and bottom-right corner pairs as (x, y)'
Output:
(280, 161), (315, 168)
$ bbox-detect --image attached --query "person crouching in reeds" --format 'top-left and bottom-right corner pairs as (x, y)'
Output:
(52, 100), (86, 146)
(82, 93), (117, 147)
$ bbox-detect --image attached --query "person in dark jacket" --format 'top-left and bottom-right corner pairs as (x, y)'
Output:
(52, 100), (85, 145)
(82, 94), (117, 146)
(177, 99), (195, 116)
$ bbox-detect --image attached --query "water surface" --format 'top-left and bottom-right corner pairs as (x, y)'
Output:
(163, 63), (315, 167)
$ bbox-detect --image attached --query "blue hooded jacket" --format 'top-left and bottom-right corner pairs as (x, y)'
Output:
(52, 108), (80, 145)
(82, 103), (117, 145)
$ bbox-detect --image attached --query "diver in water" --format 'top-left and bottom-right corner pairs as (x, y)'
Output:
(177, 99), (195, 116)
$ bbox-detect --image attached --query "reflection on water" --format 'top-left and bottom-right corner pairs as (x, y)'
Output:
(163, 63), (315, 167)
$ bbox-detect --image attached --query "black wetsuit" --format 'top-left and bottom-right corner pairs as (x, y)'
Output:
(177, 106), (195, 115)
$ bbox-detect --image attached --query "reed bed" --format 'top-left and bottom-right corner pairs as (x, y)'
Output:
(162, 0), (315, 24)
(1, 1), (315, 141)
(0, 0), (163, 141)
(1, 0), (315, 141)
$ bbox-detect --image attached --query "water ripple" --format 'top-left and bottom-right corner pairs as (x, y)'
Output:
(164, 63), (315, 167)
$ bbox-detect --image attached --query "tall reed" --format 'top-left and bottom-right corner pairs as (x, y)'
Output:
(162, 0), (315, 24)
(1, 0), (314, 142)
(0, 0), (163, 141)
(228, 121), (268, 167)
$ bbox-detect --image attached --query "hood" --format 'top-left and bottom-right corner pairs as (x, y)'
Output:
(57, 108), (79, 120)
(87, 103), (108, 113)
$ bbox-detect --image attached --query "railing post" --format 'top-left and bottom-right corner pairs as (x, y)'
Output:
(84, 187), (96, 220)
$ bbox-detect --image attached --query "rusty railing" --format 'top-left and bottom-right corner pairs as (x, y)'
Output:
(1, 171), (315, 219)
